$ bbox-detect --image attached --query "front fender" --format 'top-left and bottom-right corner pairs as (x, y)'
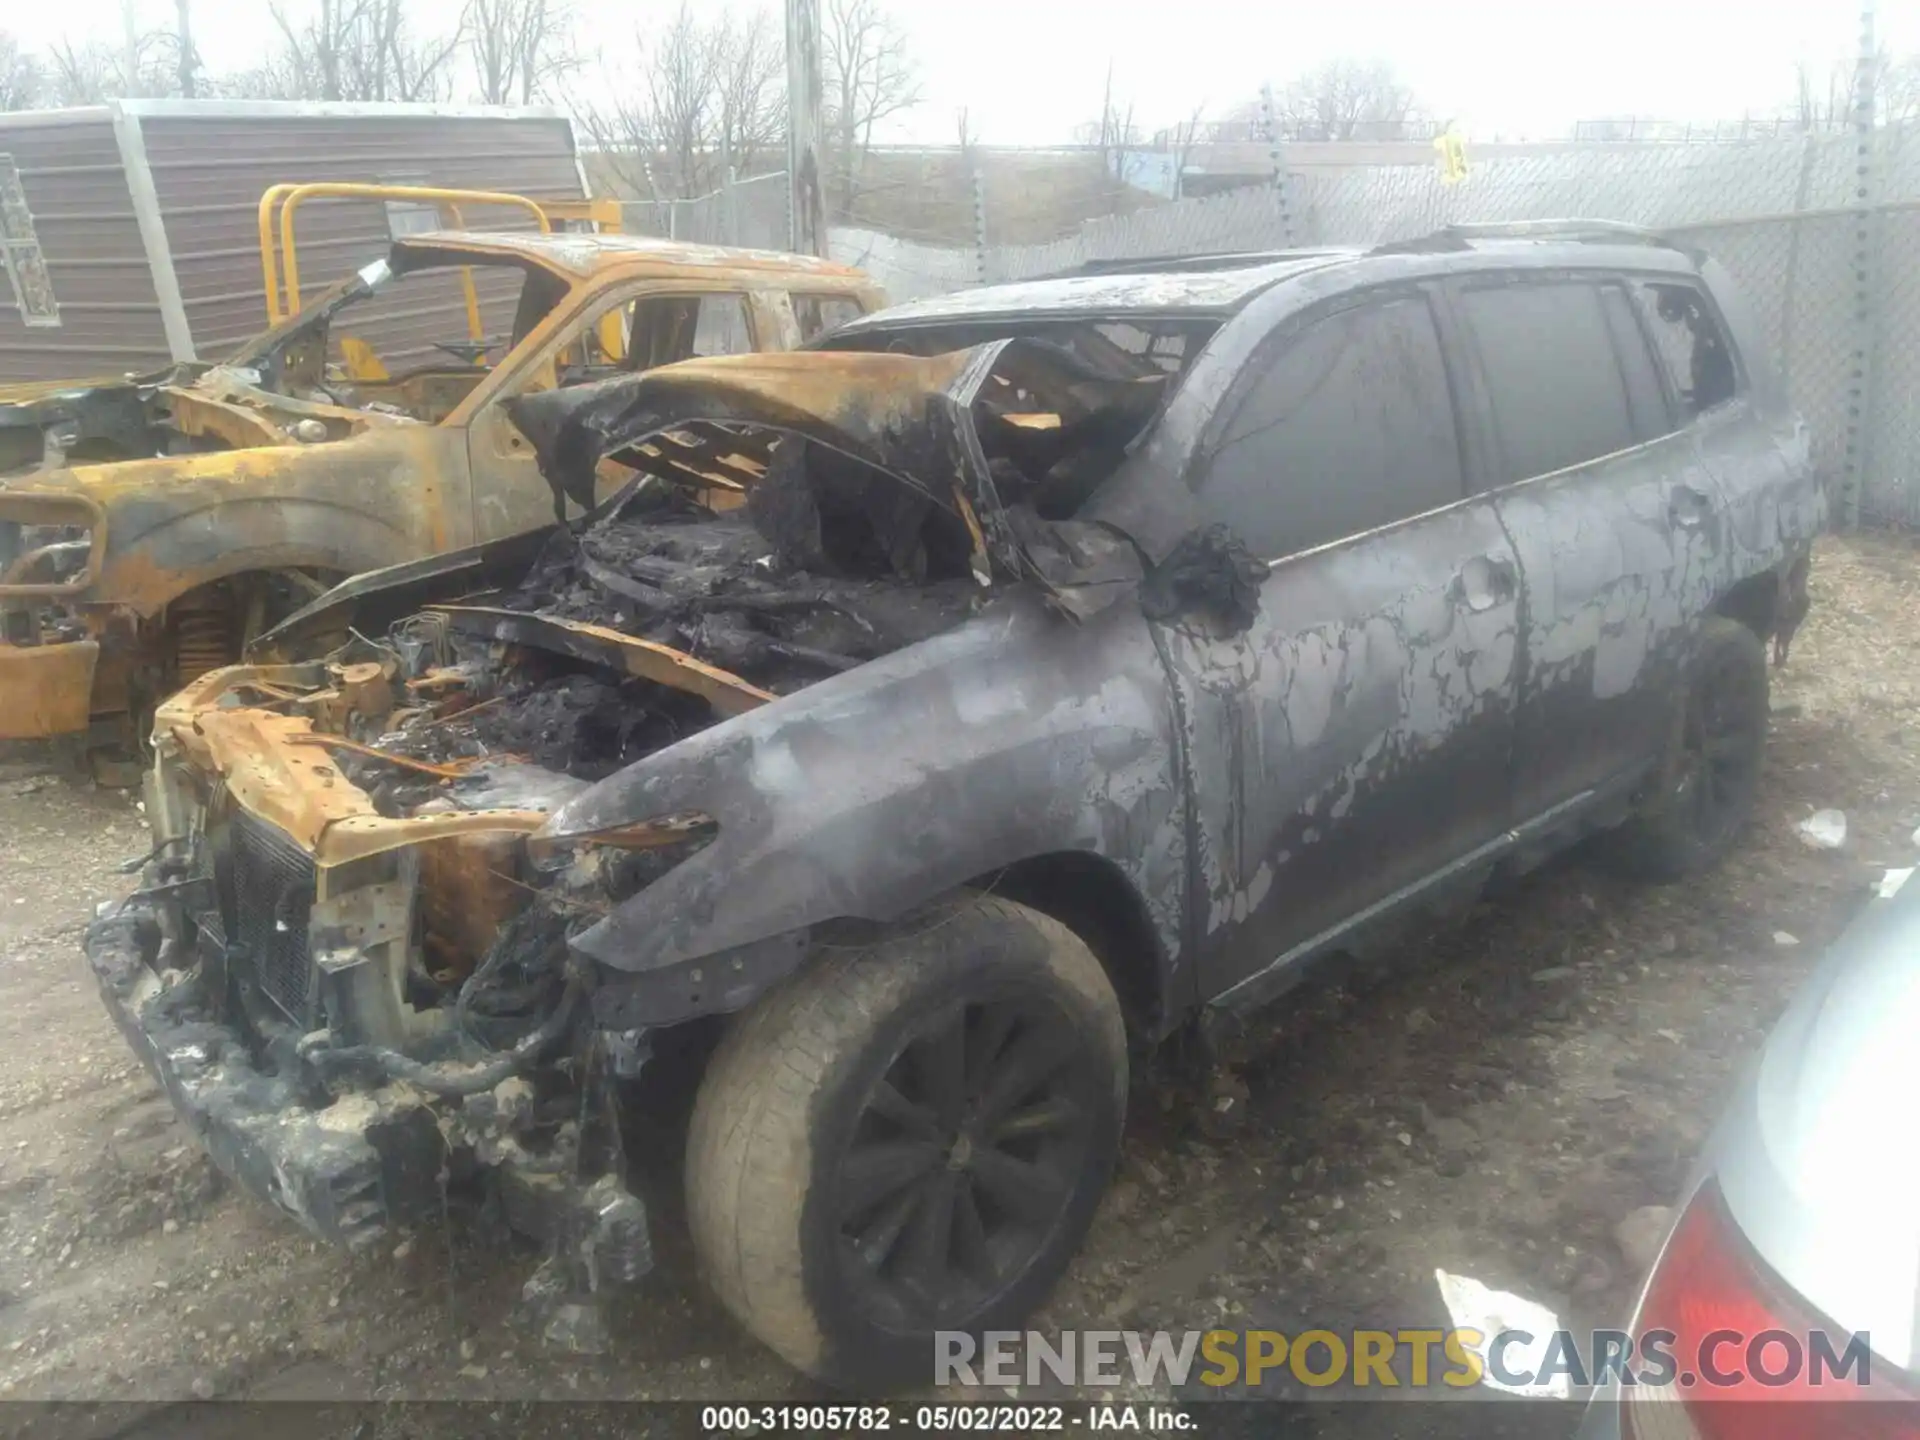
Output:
(96, 496), (417, 615)
(3, 433), (459, 614)
(545, 592), (1189, 989)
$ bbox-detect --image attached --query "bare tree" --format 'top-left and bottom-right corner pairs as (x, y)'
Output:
(578, 3), (783, 201)
(1073, 64), (1139, 203)
(266, 0), (464, 103)
(0, 31), (43, 110)
(43, 32), (179, 104)
(1266, 58), (1425, 142)
(1794, 51), (1920, 131)
(463, 0), (575, 105)
(1166, 103), (1207, 199)
(821, 0), (921, 211)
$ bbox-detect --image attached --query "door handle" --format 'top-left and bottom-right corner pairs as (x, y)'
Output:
(1669, 484), (1713, 530)
(1452, 555), (1517, 612)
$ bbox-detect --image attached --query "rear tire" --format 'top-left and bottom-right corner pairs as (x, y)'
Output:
(1601, 616), (1769, 881)
(685, 894), (1127, 1390)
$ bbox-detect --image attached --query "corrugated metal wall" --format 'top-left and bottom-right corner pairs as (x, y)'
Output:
(0, 103), (585, 385)
(141, 106), (585, 370)
(0, 110), (172, 383)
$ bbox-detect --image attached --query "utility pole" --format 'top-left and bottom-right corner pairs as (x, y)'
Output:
(784, 0), (825, 256)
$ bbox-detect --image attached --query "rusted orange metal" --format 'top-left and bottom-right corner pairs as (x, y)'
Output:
(284, 733), (494, 781)
(0, 640), (97, 740)
(160, 688), (551, 869)
(418, 832), (529, 979)
(433, 605), (775, 717)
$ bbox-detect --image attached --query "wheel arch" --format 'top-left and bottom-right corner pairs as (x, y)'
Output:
(1713, 548), (1812, 649)
(972, 850), (1175, 1043)
(94, 497), (417, 618)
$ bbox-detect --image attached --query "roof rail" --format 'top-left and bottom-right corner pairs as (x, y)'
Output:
(1371, 218), (1676, 255)
(1441, 218), (1671, 243)
(1057, 249), (1331, 279)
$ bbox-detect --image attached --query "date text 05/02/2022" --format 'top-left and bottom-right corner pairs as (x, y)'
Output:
(699, 1404), (1196, 1432)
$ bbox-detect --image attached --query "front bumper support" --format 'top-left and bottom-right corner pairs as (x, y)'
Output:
(86, 908), (420, 1248)
(83, 901), (654, 1304)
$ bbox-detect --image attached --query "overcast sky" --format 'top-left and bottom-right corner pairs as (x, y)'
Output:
(10, 0), (1914, 144)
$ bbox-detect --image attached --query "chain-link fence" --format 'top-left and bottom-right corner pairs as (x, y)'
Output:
(801, 124), (1920, 528)
(618, 171), (791, 252)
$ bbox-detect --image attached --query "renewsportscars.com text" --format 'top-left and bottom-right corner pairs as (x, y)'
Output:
(935, 1327), (1877, 1391)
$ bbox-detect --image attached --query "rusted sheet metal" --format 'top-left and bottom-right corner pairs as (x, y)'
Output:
(401, 231), (875, 286)
(169, 368), (418, 438)
(161, 389), (286, 450)
(434, 605), (775, 717)
(0, 640), (98, 740)
(417, 832), (529, 980)
(162, 695), (550, 869)
(0, 489), (105, 596)
(0, 428), (461, 616)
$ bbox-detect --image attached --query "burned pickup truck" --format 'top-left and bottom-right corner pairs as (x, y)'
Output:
(86, 228), (1821, 1388)
(0, 229), (880, 749)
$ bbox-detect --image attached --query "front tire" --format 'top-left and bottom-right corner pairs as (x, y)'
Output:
(1601, 616), (1769, 880)
(685, 895), (1127, 1390)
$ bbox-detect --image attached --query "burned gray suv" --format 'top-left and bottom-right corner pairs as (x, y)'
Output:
(85, 222), (1821, 1388)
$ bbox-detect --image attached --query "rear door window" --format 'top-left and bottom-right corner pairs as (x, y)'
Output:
(1632, 280), (1740, 418)
(792, 293), (865, 342)
(623, 292), (754, 370)
(1197, 293), (1465, 559)
(1460, 281), (1639, 485)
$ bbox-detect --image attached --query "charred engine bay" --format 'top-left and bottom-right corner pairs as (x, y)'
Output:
(331, 464), (997, 819)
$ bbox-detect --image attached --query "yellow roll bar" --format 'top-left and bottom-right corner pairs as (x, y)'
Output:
(256, 184), (556, 330)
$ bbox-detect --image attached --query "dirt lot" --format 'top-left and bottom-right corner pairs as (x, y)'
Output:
(0, 532), (1914, 1425)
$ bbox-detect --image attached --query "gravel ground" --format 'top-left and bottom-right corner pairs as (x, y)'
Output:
(0, 532), (1914, 1425)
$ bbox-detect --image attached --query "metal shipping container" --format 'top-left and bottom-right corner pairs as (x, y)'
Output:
(0, 100), (587, 384)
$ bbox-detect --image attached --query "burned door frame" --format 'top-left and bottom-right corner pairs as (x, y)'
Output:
(461, 276), (781, 541)
(1158, 281), (1525, 1014)
(1437, 269), (1740, 829)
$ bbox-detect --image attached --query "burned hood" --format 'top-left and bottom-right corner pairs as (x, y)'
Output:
(507, 340), (1166, 613)
(510, 348), (986, 500)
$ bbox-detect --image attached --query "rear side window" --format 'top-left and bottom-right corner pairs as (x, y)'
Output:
(793, 293), (865, 342)
(1599, 285), (1673, 441)
(1198, 294), (1465, 559)
(623, 292), (754, 369)
(1461, 282), (1638, 485)
(1632, 281), (1739, 418)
